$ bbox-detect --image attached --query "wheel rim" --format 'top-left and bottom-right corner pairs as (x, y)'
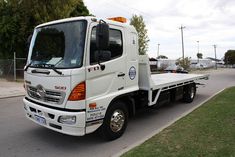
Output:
(110, 109), (125, 133)
(190, 87), (195, 99)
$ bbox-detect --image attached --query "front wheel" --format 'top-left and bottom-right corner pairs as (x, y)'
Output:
(99, 101), (128, 141)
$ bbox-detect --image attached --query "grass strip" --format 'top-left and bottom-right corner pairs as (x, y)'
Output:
(122, 87), (235, 157)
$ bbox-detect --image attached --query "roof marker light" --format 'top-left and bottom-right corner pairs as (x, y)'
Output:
(107, 17), (127, 23)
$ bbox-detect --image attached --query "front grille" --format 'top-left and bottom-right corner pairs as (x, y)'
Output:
(27, 85), (65, 105)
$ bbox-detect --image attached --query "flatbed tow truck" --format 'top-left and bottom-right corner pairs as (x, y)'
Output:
(23, 16), (209, 140)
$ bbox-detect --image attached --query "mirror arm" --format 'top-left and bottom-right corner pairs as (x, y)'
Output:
(97, 50), (105, 71)
(100, 64), (105, 71)
(99, 19), (107, 24)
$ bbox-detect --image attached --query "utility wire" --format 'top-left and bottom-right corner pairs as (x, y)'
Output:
(113, 1), (155, 18)
(103, 0), (154, 20)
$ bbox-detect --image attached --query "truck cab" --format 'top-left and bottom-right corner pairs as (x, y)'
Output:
(24, 17), (139, 139)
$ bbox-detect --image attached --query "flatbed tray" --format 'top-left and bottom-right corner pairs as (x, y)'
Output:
(150, 73), (208, 90)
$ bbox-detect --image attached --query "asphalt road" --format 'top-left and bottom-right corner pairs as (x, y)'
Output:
(0, 69), (234, 157)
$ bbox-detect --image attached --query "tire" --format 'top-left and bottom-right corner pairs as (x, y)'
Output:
(99, 101), (128, 141)
(182, 84), (196, 103)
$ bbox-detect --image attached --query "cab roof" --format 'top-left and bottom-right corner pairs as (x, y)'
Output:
(36, 16), (136, 32)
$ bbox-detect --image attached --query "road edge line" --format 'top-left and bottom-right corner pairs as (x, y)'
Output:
(0, 94), (25, 99)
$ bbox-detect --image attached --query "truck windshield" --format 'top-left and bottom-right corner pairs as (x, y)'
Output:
(29, 21), (87, 69)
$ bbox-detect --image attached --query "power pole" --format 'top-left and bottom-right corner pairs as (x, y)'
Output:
(197, 41), (199, 63)
(157, 43), (160, 58)
(197, 41), (199, 53)
(179, 25), (186, 65)
(14, 52), (16, 81)
(213, 45), (217, 70)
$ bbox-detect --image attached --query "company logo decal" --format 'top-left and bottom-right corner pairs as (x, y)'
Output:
(88, 66), (100, 72)
(129, 66), (136, 80)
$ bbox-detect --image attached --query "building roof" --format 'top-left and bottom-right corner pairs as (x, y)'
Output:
(206, 57), (221, 62)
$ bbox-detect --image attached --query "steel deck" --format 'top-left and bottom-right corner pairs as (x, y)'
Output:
(150, 73), (208, 90)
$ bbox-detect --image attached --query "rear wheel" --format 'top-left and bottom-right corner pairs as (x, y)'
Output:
(182, 84), (196, 103)
(99, 101), (128, 140)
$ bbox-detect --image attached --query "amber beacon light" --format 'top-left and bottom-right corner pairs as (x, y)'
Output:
(107, 17), (127, 23)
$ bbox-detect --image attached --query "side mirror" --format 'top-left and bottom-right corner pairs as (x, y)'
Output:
(94, 51), (111, 62)
(96, 22), (109, 50)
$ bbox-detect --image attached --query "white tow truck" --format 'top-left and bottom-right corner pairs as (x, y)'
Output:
(23, 16), (208, 140)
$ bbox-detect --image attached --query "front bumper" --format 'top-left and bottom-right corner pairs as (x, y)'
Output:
(23, 97), (86, 136)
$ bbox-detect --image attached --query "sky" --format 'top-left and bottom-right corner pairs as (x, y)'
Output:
(83, 0), (235, 59)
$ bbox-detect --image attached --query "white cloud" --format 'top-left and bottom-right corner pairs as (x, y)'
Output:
(84, 0), (235, 59)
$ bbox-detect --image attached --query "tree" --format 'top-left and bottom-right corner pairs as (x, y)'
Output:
(176, 57), (191, 70)
(0, 1), (19, 58)
(70, 1), (90, 17)
(157, 55), (168, 59)
(130, 15), (149, 55)
(196, 53), (203, 63)
(224, 50), (235, 65)
(0, 0), (90, 59)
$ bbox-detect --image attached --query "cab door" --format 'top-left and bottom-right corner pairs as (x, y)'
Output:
(85, 23), (126, 121)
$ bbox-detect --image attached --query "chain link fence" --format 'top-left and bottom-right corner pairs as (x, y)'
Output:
(0, 53), (26, 81)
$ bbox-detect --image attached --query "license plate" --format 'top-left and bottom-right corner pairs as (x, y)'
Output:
(34, 115), (46, 125)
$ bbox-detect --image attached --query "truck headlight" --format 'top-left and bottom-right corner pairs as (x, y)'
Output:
(58, 116), (76, 125)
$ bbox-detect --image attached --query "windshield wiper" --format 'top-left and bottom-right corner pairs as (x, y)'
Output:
(44, 64), (63, 75)
(27, 62), (63, 75)
(51, 66), (63, 75)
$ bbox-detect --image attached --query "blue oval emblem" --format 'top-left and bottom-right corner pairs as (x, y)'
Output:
(129, 66), (136, 80)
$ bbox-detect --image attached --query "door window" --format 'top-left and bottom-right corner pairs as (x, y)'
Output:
(90, 27), (123, 64)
